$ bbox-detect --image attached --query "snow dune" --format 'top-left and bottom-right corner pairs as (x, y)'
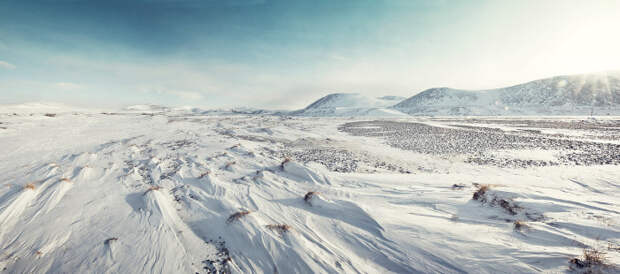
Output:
(0, 111), (618, 273)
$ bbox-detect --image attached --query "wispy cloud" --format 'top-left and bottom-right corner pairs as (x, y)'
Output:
(0, 60), (16, 70)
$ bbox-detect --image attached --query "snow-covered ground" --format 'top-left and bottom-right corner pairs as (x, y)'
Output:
(0, 107), (619, 273)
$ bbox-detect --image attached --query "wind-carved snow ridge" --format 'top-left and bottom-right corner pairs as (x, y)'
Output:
(0, 111), (618, 273)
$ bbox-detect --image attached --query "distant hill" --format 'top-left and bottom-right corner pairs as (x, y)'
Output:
(393, 73), (620, 115)
(291, 93), (407, 117)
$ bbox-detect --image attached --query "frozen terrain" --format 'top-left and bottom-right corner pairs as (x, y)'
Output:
(393, 73), (620, 116)
(291, 93), (408, 117)
(290, 73), (620, 117)
(0, 105), (619, 273)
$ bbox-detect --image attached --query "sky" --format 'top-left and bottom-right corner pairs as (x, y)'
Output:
(1, 0), (619, 109)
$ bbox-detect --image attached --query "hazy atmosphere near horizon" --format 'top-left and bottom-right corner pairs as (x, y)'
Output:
(1, 0), (619, 109)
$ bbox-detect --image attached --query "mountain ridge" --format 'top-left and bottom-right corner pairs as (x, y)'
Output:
(293, 72), (620, 117)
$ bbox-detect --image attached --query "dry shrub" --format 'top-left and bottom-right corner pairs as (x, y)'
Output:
(570, 247), (609, 269)
(495, 198), (520, 215)
(226, 211), (251, 224)
(304, 191), (319, 205)
(60, 178), (71, 183)
(24, 183), (36, 190)
(44, 113), (56, 117)
(472, 185), (490, 201)
(143, 186), (161, 195)
(514, 220), (528, 231)
(583, 248), (606, 265)
(472, 185), (521, 215)
(198, 171), (211, 179)
(280, 158), (291, 170)
(266, 224), (292, 234)
(225, 162), (236, 169)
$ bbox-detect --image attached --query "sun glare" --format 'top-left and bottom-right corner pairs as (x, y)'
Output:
(554, 17), (620, 74)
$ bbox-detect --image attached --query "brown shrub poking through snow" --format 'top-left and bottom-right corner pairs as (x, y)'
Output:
(496, 198), (520, 215)
(304, 191), (319, 206)
(226, 211), (251, 224)
(198, 171), (211, 179)
(280, 158), (291, 170)
(472, 185), (490, 201)
(143, 186), (161, 195)
(266, 224), (292, 234)
(224, 161), (236, 170)
(60, 178), (71, 183)
(570, 247), (609, 270)
(513, 220), (528, 231)
(472, 184), (521, 215)
(44, 113), (56, 117)
(24, 183), (36, 190)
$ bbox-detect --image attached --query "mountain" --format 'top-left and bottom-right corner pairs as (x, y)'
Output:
(291, 93), (407, 117)
(394, 73), (620, 115)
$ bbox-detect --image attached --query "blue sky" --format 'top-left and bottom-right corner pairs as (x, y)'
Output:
(1, 0), (619, 109)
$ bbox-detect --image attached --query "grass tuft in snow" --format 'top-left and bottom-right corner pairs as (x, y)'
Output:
(226, 211), (251, 224)
(280, 157), (292, 170)
(513, 220), (528, 231)
(472, 184), (521, 215)
(224, 162), (236, 170)
(569, 247), (611, 271)
(472, 185), (491, 201)
(198, 171), (211, 179)
(143, 186), (161, 195)
(304, 191), (319, 206)
(266, 224), (292, 234)
(60, 178), (71, 183)
(495, 198), (520, 215)
(24, 183), (36, 190)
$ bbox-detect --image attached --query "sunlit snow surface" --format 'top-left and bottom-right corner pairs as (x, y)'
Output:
(0, 107), (619, 273)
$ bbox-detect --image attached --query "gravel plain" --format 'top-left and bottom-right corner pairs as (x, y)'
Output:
(339, 119), (620, 168)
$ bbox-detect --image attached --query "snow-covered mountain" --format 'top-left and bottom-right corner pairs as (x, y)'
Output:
(394, 73), (620, 116)
(291, 93), (407, 117)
